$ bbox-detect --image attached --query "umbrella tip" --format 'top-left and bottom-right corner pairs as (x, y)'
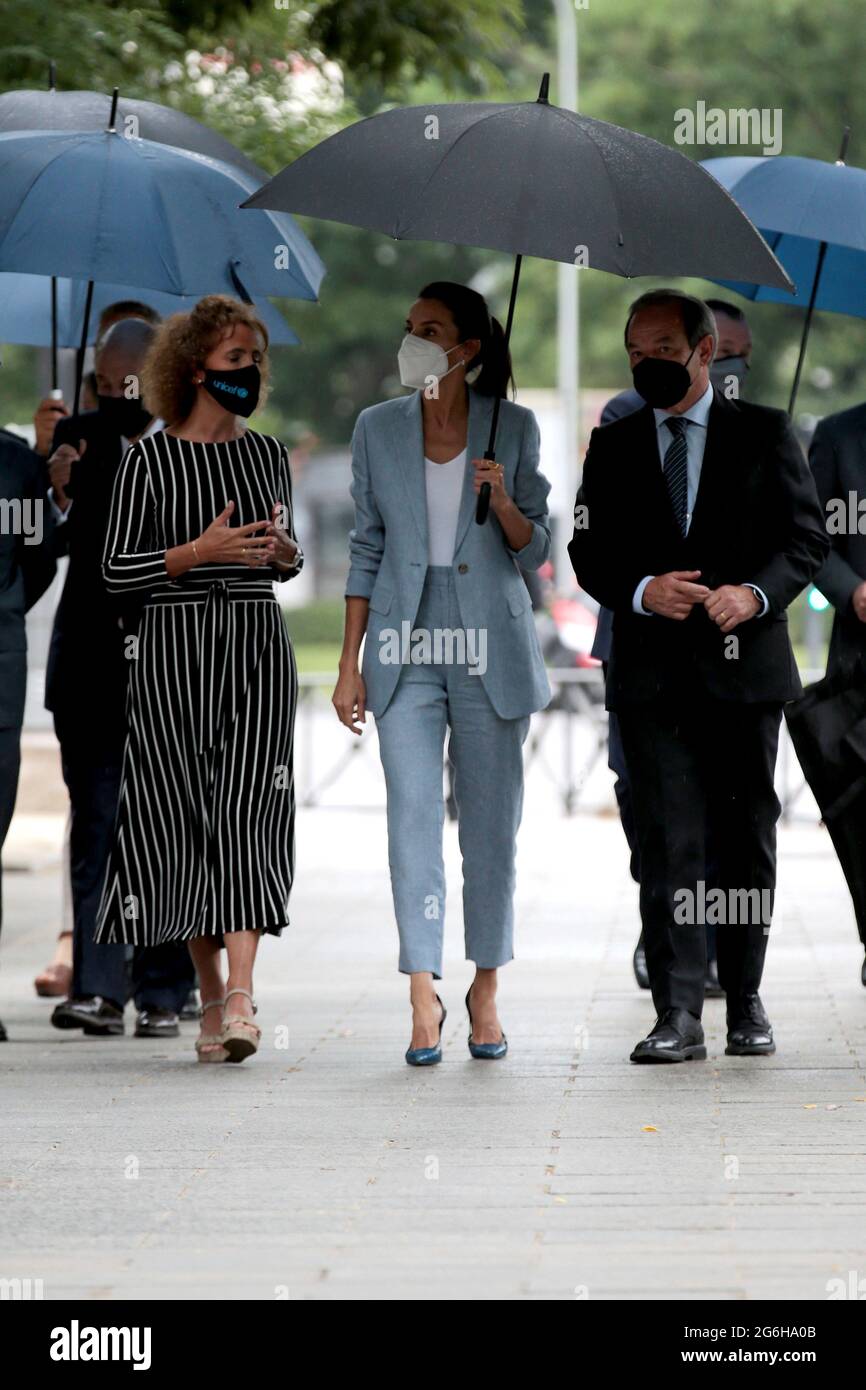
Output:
(107, 86), (120, 133)
(537, 72), (550, 104)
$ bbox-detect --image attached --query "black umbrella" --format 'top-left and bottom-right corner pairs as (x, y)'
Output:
(244, 74), (791, 523)
(784, 669), (866, 946)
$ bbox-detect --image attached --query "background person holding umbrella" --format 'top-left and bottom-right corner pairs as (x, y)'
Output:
(332, 281), (551, 1066)
(802, 399), (866, 984)
(44, 314), (196, 1040)
(32, 298), (163, 1002)
(92, 295), (303, 1065)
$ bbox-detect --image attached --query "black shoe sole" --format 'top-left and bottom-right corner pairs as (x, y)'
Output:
(134, 1026), (180, 1039)
(51, 1013), (86, 1030)
(82, 1023), (125, 1036)
(725, 1041), (775, 1055)
(630, 1044), (707, 1064)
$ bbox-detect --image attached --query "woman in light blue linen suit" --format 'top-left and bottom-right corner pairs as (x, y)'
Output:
(333, 281), (552, 1066)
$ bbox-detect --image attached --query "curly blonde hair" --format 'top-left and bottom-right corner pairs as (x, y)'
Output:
(140, 294), (271, 426)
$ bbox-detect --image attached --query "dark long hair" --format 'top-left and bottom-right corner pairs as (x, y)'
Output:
(418, 280), (514, 399)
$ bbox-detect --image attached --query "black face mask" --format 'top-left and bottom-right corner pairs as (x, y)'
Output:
(97, 393), (152, 439)
(202, 364), (261, 418)
(632, 346), (697, 409)
(709, 354), (750, 395)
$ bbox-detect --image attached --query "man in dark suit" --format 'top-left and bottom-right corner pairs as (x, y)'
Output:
(594, 299), (755, 994)
(0, 428), (56, 1040)
(809, 402), (866, 980)
(46, 317), (194, 1038)
(570, 289), (827, 1063)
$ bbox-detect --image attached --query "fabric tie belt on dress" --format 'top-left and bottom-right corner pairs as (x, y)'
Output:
(146, 577), (277, 755)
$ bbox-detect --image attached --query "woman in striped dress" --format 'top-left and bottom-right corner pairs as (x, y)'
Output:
(94, 295), (303, 1063)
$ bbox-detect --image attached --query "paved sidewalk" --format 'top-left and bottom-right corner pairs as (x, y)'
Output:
(2, 759), (866, 1300)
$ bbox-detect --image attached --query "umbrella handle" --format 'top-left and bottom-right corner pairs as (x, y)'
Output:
(475, 251), (521, 526)
(475, 456), (494, 525)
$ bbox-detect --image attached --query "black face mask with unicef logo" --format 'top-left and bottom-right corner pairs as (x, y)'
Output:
(632, 345), (697, 409)
(202, 363), (261, 417)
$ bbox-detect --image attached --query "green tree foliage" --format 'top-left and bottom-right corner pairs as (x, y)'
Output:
(3, 0), (866, 435)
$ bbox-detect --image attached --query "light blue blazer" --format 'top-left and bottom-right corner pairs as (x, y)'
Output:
(346, 388), (553, 720)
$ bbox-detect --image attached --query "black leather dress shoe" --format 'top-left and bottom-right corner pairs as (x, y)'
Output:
(630, 1008), (706, 1063)
(726, 993), (775, 1055)
(51, 996), (124, 1035)
(861, 954), (866, 988)
(704, 956), (725, 997)
(632, 935), (650, 990)
(0, 1018), (7, 1042)
(135, 1008), (180, 1039)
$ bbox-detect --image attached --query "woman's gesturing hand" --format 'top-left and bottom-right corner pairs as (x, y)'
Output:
(266, 500), (300, 570)
(195, 501), (275, 568)
(332, 667), (367, 736)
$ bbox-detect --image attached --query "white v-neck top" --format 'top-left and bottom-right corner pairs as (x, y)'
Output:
(424, 449), (467, 565)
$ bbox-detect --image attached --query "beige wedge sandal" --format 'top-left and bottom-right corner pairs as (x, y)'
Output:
(195, 997), (228, 1063)
(220, 988), (261, 1063)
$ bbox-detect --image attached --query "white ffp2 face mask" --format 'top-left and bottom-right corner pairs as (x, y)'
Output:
(397, 333), (465, 390)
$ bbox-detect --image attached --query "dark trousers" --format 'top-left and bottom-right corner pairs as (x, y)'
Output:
(0, 724), (21, 938)
(606, 709), (641, 884)
(53, 711), (194, 1011)
(617, 699), (781, 1018)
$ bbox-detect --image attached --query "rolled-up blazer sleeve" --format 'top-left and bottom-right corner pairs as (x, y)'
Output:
(345, 411), (385, 598)
(504, 408), (551, 571)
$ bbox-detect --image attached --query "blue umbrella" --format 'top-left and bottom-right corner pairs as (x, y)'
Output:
(0, 129), (323, 300)
(0, 101), (324, 406)
(0, 272), (300, 348)
(701, 136), (866, 411)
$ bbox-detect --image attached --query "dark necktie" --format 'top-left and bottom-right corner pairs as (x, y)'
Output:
(663, 416), (689, 536)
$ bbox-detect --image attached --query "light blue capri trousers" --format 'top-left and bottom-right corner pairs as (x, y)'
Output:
(374, 565), (530, 978)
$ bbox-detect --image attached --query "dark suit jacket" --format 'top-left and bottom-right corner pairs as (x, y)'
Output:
(809, 402), (866, 678)
(568, 391), (828, 708)
(45, 411), (133, 727)
(0, 434), (55, 729)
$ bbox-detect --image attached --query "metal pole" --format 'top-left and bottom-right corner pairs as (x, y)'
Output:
(554, 0), (579, 583)
(787, 127), (850, 417)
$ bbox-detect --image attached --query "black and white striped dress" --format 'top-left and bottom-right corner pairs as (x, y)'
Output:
(93, 428), (300, 946)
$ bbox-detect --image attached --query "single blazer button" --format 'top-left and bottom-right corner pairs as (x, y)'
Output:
(457, 563), (469, 574)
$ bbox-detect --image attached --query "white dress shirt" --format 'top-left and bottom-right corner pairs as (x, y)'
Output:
(632, 382), (767, 617)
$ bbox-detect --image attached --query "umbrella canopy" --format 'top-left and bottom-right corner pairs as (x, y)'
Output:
(0, 272), (300, 348)
(701, 150), (866, 411)
(702, 153), (866, 310)
(0, 128), (324, 301)
(244, 90), (792, 287)
(245, 77), (791, 521)
(0, 87), (265, 183)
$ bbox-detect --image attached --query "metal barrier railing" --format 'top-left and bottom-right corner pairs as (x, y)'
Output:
(297, 667), (824, 821)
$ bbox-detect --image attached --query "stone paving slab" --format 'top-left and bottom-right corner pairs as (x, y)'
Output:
(2, 780), (866, 1300)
